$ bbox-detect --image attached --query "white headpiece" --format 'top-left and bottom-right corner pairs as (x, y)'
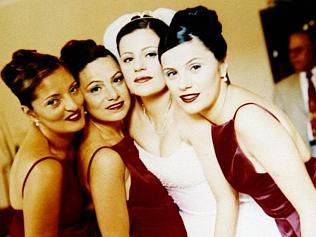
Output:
(103, 8), (175, 59)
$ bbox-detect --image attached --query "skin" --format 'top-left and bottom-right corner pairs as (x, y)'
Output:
(9, 66), (85, 237)
(288, 32), (316, 73)
(161, 36), (316, 237)
(77, 56), (131, 237)
(118, 28), (238, 237)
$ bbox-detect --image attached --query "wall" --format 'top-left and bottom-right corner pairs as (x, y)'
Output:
(0, 0), (273, 207)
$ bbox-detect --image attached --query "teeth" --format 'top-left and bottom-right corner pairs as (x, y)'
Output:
(183, 95), (196, 99)
(69, 113), (78, 119)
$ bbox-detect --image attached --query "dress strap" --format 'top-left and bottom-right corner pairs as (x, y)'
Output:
(86, 146), (108, 188)
(233, 102), (280, 122)
(22, 157), (61, 198)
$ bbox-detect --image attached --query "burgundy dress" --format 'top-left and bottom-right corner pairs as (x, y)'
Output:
(211, 103), (316, 237)
(10, 157), (100, 237)
(88, 134), (187, 237)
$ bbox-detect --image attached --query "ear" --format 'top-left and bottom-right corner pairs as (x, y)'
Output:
(219, 60), (228, 78)
(21, 105), (38, 124)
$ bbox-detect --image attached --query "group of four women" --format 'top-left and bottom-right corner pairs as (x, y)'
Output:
(2, 5), (316, 237)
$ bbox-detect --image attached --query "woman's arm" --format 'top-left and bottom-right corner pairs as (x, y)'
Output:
(23, 158), (63, 237)
(182, 113), (239, 237)
(236, 105), (316, 237)
(89, 148), (130, 237)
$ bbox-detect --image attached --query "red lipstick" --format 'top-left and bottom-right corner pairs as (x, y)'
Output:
(106, 101), (124, 110)
(66, 110), (82, 121)
(180, 93), (200, 103)
(134, 76), (152, 83)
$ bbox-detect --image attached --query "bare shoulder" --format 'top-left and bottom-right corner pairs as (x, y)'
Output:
(84, 146), (126, 187)
(9, 129), (57, 209)
(233, 101), (291, 134)
(10, 154), (63, 209)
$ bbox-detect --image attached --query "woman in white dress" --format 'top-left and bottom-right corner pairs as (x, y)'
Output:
(104, 8), (280, 237)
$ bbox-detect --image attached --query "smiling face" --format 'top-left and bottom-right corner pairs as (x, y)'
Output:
(79, 56), (131, 122)
(161, 37), (225, 114)
(29, 66), (85, 134)
(118, 28), (166, 97)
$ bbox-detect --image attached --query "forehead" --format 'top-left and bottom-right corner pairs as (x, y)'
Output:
(79, 57), (119, 84)
(161, 37), (213, 67)
(34, 67), (74, 98)
(119, 28), (160, 52)
(289, 33), (311, 48)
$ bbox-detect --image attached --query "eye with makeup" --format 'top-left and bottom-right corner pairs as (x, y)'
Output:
(69, 82), (79, 94)
(113, 73), (124, 84)
(87, 82), (104, 95)
(45, 97), (61, 108)
(164, 69), (178, 80)
(145, 50), (158, 59)
(190, 64), (201, 72)
(122, 55), (133, 63)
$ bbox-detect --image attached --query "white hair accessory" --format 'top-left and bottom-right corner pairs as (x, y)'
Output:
(103, 8), (175, 59)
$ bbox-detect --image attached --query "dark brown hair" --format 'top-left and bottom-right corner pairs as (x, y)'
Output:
(1, 49), (63, 108)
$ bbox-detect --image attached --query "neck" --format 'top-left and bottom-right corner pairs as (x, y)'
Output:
(139, 87), (174, 136)
(38, 126), (77, 159)
(89, 116), (125, 143)
(140, 87), (171, 120)
(201, 81), (229, 124)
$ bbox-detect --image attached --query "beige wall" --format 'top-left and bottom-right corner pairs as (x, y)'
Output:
(0, 0), (273, 207)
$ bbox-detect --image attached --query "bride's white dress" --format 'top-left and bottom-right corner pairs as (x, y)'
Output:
(135, 141), (281, 237)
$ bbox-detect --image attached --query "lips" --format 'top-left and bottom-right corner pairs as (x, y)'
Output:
(106, 101), (124, 110)
(65, 110), (82, 121)
(134, 76), (152, 83)
(180, 93), (200, 103)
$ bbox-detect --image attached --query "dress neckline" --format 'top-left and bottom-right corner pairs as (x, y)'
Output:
(133, 140), (193, 160)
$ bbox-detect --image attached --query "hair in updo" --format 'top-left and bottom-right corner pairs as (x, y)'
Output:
(1, 49), (63, 108)
(158, 6), (227, 61)
(116, 17), (169, 56)
(60, 39), (117, 83)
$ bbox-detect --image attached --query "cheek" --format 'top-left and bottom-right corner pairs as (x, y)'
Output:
(74, 93), (84, 107)
(165, 80), (179, 95)
(84, 95), (103, 112)
(39, 109), (65, 122)
(121, 65), (133, 79)
(118, 86), (130, 99)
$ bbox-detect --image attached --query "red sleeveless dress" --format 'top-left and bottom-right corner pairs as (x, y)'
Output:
(88, 134), (187, 237)
(211, 103), (316, 237)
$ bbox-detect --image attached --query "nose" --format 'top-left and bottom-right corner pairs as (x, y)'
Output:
(178, 74), (192, 91)
(134, 56), (146, 72)
(64, 94), (80, 111)
(106, 85), (120, 101)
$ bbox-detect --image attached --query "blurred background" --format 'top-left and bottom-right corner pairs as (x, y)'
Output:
(0, 0), (314, 236)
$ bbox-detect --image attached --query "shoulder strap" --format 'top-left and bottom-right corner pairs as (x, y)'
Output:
(22, 157), (61, 198)
(233, 102), (279, 122)
(86, 146), (109, 189)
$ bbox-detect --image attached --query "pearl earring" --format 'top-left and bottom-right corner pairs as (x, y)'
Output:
(34, 119), (40, 127)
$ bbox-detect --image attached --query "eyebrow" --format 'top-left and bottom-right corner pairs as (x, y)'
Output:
(111, 71), (122, 79)
(120, 46), (158, 57)
(43, 81), (77, 100)
(84, 71), (122, 88)
(85, 80), (103, 89)
(186, 57), (200, 65)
